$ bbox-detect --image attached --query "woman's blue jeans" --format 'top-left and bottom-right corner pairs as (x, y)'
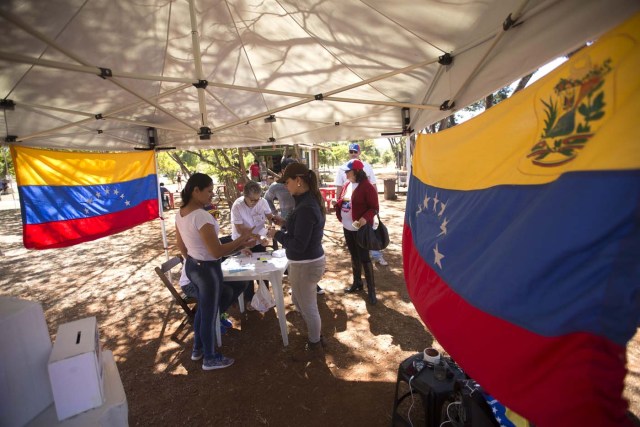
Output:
(185, 256), (222, 359)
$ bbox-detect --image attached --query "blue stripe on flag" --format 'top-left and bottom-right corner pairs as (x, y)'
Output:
(20, 175), (158, 224)
(406, 170), (640, 345)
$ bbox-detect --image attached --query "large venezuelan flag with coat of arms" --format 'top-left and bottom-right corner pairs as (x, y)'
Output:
(404, 12), (640, 427)
(11, 146), (159, 249)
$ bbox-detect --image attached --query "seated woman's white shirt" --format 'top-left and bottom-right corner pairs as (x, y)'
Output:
(175, 209), (220, 261)
(230, 196), (272, 240)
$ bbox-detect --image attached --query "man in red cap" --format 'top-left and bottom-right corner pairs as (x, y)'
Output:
(334, 142), (388, 266)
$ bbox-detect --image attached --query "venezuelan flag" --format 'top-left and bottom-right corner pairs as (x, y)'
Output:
(404, 13), (640, 427)
(11, 146), (159, 249)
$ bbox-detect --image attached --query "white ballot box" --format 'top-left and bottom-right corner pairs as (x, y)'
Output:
(0, 296), (54, 427)
(28, 350), (128, 427)
(48, 317), (104, 421)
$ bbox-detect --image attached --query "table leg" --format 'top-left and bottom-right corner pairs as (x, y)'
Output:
(215, 315), (222, 347)
(270, 271), (289, 346)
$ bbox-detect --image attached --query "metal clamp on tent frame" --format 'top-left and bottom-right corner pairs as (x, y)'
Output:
(438, 53), (453, 66)
(5, 135), (17, 142)
(503, 13), (522, 31)
(98, 67), (112, 79)
(401, 107), (413, 135)
(264, 115), (276, 123)
(314, 93), (324, 101)
(198, 126), (211, 140)
(0, 99), (15, 110)
(193, 80), (208, 89)
(147, 127), (157, 149)
(95, 113), (104, 120)
(440, 100), (455, 111)
(97, 129), (103, 134)
(268, 137), (276, 143)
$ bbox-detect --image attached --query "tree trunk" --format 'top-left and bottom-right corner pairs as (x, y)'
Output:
(512, 72), (534, 95)
(167, 152), (191, 178)
(484, 93), (495, 110)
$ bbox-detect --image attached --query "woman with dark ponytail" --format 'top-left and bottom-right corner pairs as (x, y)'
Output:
(176, 173), (255, 370)
(267, 163), (326, 361)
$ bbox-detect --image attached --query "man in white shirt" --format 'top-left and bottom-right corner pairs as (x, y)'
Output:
(334, 142), (388, 266)
(230, 181), (276, 304)
(230, 181), (274, 241)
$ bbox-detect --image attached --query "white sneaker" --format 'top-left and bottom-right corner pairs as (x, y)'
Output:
(377, 256), (388, 266)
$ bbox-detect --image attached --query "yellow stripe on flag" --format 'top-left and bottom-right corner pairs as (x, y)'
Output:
(11, 146), (156, 186)
(414, 12), (640, 190)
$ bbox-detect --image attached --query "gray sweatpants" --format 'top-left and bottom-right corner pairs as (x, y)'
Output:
(288, 257), (326, 343)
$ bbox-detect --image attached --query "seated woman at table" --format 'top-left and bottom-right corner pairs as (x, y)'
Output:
(176, 173), (256, 370)
(230, 181), (275, 303)
(268, 162), (326, 361)
(231, 180), (274, 246)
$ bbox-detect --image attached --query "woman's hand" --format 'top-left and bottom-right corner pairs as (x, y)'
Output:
(331, 199), (338, 207)
(237, 227), (258, 248)
(259, 236), (270, 247)
(356, 217), (367, 227)
(240, 248), (252, 257)
(272, 215), (285, 226)
(266, 226), (277, 239)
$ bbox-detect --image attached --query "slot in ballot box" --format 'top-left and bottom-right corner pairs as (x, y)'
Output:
(48, 317), (104, 421)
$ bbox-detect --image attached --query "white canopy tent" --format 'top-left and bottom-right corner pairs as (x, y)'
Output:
(1, 0), (638, 152)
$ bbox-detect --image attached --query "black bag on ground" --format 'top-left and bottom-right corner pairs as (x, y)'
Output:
(356, 211), (389, 251)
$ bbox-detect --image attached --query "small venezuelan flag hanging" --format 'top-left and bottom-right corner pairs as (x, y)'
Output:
(11, 146), (159, 249)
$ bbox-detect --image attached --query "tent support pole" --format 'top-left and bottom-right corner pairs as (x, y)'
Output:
(155, 151), (170, 261)
(188, 0), (209, 129)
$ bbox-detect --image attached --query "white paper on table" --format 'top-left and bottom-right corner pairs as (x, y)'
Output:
(271, 249), (286, 258)
(223, 258), (251, 273)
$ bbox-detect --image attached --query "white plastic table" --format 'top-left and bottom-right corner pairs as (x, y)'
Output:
(221, 251), (290, 346)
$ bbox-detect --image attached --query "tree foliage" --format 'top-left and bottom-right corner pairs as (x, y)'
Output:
(0, 146), (14, 177)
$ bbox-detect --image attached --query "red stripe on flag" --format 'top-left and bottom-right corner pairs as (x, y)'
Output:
(23, 199), (159, 249)
(402, 224), (631, 427)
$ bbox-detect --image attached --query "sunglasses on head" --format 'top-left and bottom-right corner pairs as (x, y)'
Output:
(349, 150), (358, 154)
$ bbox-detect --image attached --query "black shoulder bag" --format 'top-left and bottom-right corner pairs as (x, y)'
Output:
(356, 211), (389, 251)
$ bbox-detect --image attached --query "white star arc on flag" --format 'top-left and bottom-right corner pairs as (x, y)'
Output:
(433, 243), (445, 269)
(438, 218), (449, 236)
(417, 191), (451, 270)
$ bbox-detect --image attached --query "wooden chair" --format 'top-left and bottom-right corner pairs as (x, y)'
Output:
(155, 255), (197, 340)
(155, 252), (245, 346)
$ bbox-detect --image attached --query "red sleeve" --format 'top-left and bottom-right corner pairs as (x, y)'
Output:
(362, 182), (379, 224)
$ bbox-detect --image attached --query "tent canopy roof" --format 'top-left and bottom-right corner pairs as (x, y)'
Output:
(1, 0), (637, 151)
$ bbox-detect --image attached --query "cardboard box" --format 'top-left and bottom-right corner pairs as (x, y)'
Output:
(48, 317), (104, 421)
(0, 296), (54, 427)
(27, 350), (128, 427)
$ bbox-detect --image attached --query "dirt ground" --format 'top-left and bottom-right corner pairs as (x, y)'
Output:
(1, 184), (638, 426)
